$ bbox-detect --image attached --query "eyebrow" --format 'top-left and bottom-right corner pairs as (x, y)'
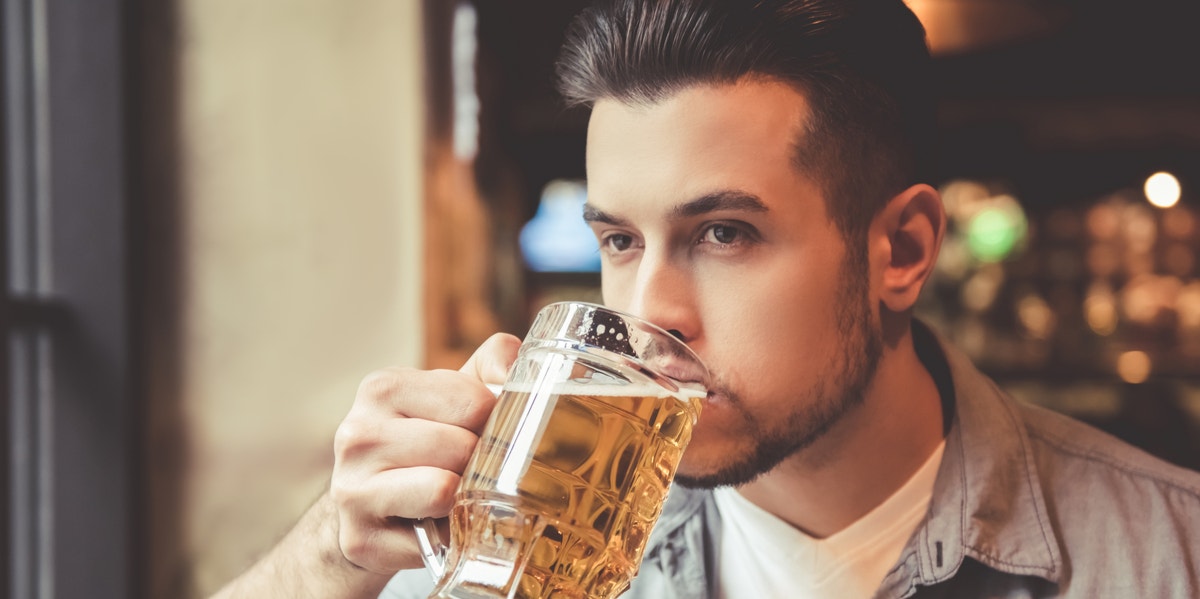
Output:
(582, 190), (769, 225)
(582, 203), (626, 225)
(671, 190), (769, 218)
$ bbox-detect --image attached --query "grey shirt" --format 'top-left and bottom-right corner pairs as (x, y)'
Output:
(383, 323), (1200, 598)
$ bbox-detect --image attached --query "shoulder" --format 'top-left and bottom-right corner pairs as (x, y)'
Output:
(1015, 401), (1200, 593)
(1017, 399), (1200, 501)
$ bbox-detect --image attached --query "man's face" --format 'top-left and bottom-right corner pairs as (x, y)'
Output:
(584, 80), (883, 487)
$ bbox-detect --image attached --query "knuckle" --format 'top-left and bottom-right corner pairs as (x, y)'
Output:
(460, 391), (498, 432)
(338, 525), (374, 567)
(328, 476), (362, 510)
(356, 369), (397, 401)
(446, 429), (480, 471)
(425, 370), (491, 425)
(356, 368), (412, 403)
(424, 368), (465, 388)
(332, 417), (378, 460)
(423, 469), (461, 516)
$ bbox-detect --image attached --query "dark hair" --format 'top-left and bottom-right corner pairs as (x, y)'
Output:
(556, 0), (934, 249)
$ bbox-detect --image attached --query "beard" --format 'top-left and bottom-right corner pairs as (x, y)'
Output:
(673, 251), (883, 489)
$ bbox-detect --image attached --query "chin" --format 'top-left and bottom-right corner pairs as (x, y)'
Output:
(672, 439), (759, 489)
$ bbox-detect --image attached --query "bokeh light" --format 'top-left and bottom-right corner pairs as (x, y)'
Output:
(1162, 206), (1196, 239)
(1017, 293), (1055, 339)
(1085, 283), (1118, 336)
(1121, 275), (1160, 324)
(965, 196), (1028, 262)
(1116, 350), (1152, 384)
(1086, 203), (1121, 241)
(519, 180), (601, 272)
(960, 265), (1005, 312)
(1178, 282), (1200, 331)
(1121, 203), (1157, 253)
(1086, 243), (1120, 278)
(1144, 171), (1182, 209)
(1164, 243), (1195, 278)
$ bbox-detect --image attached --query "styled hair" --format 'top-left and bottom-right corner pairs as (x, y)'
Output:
(556, 0), (934, 248)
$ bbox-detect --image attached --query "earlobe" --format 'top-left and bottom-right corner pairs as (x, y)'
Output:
(876, 184), (946, 313)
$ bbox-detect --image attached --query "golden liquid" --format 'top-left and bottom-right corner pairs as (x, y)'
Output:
(453, 388), (699, 599)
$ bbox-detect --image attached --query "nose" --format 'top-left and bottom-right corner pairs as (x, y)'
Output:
(624, 251), (700, 345)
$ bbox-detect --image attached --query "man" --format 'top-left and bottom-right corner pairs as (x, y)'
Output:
(215, 1), (1200, 597)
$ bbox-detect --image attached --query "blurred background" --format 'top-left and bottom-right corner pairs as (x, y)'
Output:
(2, 0), (1198, 597)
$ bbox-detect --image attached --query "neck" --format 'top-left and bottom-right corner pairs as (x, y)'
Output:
(734, 326), (944, 539)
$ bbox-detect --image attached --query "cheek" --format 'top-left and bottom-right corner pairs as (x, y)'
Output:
(698, 253), (843, 390)
(600, 268), (632, 311)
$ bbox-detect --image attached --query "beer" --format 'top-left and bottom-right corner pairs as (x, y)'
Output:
(454, 383), (703, 599)
(417, 302), (709, 599)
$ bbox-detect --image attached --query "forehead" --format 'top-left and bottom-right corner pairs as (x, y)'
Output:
(584, 80), (816, 210)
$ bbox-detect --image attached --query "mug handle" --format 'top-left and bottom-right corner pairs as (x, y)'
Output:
(415, 383), (505, 582)
(414, 517), (448, 581)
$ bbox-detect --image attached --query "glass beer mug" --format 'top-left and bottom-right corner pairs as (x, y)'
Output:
(416, 302), (708, 599)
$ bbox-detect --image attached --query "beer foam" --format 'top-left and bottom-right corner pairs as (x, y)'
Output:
(495, 380), (704, 400)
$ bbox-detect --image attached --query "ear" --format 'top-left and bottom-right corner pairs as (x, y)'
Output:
(871, 184), (946, 313)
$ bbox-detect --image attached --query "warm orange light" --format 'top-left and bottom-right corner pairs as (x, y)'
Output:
(1084, 286), (1118, 336)
(1121, 204), (1157, 253)
(1121, 277), (1158, 324)
(1164, 243), (1195, 278)
(1017, 294), (1054, 339)
(1162, 207), (1196, 239)
(904, 0), (1069, 56)
(1116, 351), (1152, 384)
(1086, 204), (1120, 241)
(1178, 282), (1200, 331)
(960, 265), (1004, 312)
(1086, 244), (1120, 278)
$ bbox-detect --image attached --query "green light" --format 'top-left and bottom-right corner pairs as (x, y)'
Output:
(967, 207), (1025, 262)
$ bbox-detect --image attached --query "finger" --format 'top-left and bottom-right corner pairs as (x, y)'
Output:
(338, 514), (427, 573)
(335, 466), (460, 521)
(336, 418), (478, 474)
(355, 368), (497, 433)
(460, 333), (521, 386)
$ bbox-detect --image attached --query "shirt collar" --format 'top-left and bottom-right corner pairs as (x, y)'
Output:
(902, 320), (1063, 588)
(647, 320), (1066, 597)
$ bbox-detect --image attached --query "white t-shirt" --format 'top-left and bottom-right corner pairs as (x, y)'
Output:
(713, 441), (946, 599)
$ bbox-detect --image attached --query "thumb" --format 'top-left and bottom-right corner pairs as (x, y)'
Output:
(459, 333), (521, 386)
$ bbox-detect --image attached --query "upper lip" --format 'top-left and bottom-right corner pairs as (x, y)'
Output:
(650, 359), (708, 385)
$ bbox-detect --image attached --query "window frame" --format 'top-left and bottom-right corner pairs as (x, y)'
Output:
(2, 0), (135, 597)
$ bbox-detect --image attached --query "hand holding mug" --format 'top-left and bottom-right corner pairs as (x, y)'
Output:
(330, 334), (521, 574)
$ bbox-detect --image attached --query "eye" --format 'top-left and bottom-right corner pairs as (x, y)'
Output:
(602, 233), (636, 252)
(702, 224), (742, 245)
